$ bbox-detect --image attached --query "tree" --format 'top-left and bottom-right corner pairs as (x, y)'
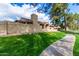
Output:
(50, 3), (69, 31)
(66, 13), (79, 30)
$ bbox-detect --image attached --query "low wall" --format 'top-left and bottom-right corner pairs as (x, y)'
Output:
(0, 21), (32, 35)
(0, 21), (58, 36)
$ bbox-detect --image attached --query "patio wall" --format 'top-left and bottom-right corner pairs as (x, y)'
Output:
(0, 14), (58, 36)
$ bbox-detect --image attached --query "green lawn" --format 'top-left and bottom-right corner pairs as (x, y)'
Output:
(0, 32), (65, 56)
(73, 34), (79, 56)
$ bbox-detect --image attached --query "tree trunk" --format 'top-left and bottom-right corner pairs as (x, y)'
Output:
(64, 16), (67, 31)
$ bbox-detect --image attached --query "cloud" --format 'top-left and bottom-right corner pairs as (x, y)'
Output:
(0, 3), (49, 22)
(35, 12), (49, 22)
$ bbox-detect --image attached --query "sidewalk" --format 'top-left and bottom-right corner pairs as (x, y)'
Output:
(40, 34), (76, 56)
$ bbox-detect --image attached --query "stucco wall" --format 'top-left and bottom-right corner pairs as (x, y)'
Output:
(0, 14), (58, 36)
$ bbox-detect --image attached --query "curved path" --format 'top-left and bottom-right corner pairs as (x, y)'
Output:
(40, 34), (76, 56)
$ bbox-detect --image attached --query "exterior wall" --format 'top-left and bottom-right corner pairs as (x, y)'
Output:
(0, 14), (58, 36)
(0, 21), (33, 35)
(31, 14), (42, 33)
(0, 21), (6, 35)
(42, 25), (58, 32)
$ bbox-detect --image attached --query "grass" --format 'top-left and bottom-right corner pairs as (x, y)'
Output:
(0, 32), (65, 56)
(73, 34), (79, 56)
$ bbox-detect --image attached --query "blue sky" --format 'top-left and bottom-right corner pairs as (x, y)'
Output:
(0, 3), (79, 23)
(68, 4), (79, 13)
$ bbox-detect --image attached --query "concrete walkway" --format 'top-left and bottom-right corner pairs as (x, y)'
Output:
(40, 34), (76, 56)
